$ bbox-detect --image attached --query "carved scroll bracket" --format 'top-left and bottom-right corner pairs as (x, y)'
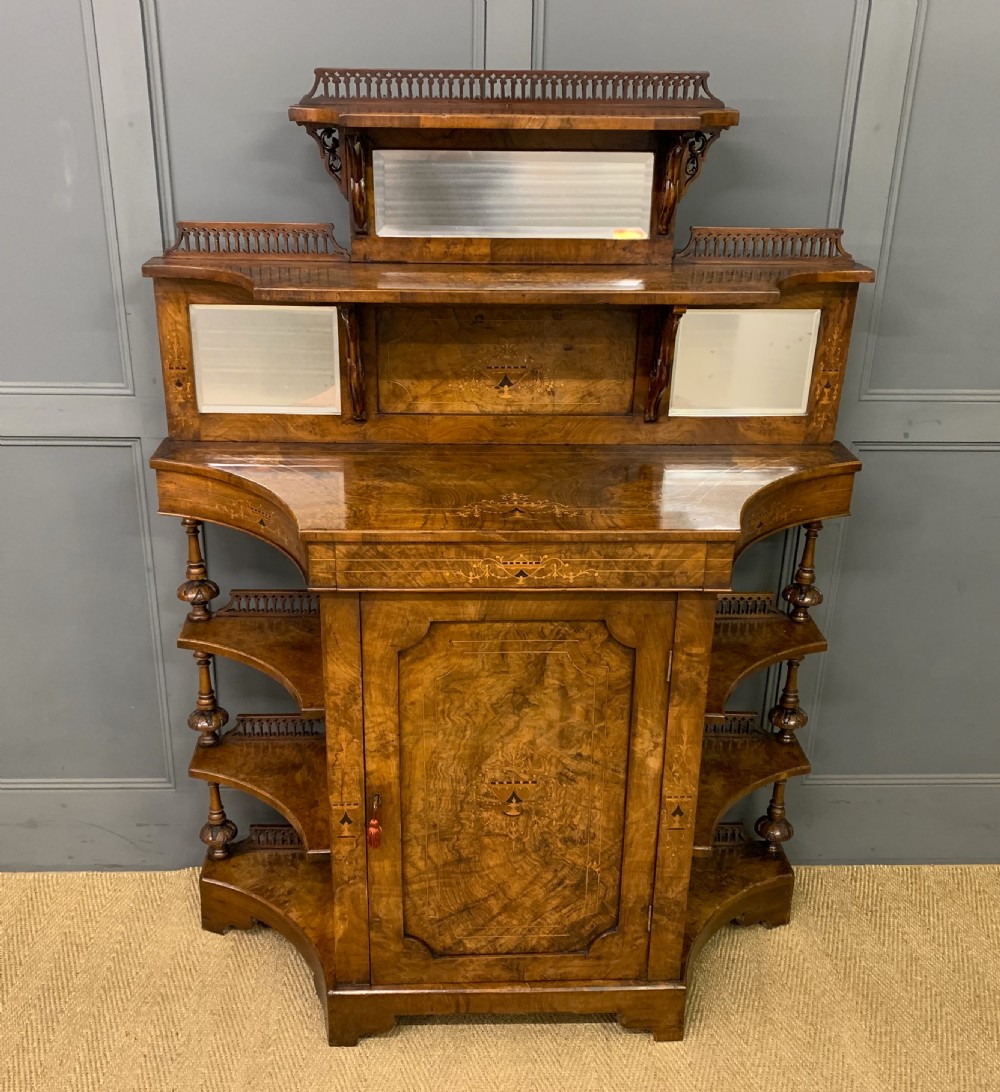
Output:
(657, 130), (719, 236)
(340, 304), (366, 422)
(304, 124), (342, 184)
(645, 307), (682, 423)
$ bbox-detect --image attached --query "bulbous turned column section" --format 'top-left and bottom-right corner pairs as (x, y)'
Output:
(177, 518), (220, 622)
(769, 658), (808, 744)
(200, 782), (237, 861)
(755, 780), (793, 855)
(188, 651), (228, 747)
(782, 520), (824, 623)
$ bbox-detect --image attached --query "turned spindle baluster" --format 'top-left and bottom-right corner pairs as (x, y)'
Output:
(200, 782), (238, 861)
(754, 780), (793, 855)
(177, 517), (220, 622)
(768, 658), (808, 744)
(188, 651), (228, 747)
(782, 520), (823, 622)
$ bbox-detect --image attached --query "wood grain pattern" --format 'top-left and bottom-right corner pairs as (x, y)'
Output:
(376, 306), (637, 416)
(362, 594), (673, 985)
(397, 618), (634, 956)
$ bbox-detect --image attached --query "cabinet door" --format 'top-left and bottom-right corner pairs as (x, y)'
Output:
(362, 593), (675, 985)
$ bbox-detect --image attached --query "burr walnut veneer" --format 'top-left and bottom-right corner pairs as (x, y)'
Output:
(146, 69), (873, 1044)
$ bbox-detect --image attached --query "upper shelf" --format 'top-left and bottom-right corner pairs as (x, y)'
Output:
(288, 69), (740, 131)
(143, 224), (873, 304)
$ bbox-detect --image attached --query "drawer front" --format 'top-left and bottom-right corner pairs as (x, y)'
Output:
(311, 543), (709, 590)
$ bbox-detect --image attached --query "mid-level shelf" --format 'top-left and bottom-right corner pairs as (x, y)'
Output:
(178, 590), (324, 714)
(694, 713), (810, 853)
(707, 593), (826, 715)
(143, 254), (872, 305)
(189, 717), (329, 853)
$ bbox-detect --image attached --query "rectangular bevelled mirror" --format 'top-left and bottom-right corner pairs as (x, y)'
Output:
(372, 150), (654, 239)
(189, 305), (341, 414)
(668, 308), (821, 417)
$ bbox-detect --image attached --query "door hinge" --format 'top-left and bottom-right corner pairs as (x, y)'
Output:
(647, 904), (654, 933)
(666, 650), (673, 683)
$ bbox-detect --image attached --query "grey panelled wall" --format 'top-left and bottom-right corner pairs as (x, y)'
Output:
(0, 0), (996, 868)
(540, 0), (1000, 862)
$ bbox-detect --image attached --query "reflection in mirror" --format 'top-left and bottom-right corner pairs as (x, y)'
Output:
(373, 150), (654, 239)
(190, 305), (341, 414)
(669, 308), (821, 417)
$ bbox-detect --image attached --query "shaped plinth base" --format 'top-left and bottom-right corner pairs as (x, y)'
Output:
(325, 983), (686, 1046)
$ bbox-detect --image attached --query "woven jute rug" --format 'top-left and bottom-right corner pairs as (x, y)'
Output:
(1, 866), (998, 1091)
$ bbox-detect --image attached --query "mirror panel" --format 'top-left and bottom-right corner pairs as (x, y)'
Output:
(190, 305), (341, 414)
(373, 150), (654, 239)
(669, 308), (820, 417)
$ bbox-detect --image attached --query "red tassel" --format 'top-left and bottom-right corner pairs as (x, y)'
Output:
(366, 818), (381, 849)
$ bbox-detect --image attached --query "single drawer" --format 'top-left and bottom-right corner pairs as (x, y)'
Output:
(310, 542), (710, 591)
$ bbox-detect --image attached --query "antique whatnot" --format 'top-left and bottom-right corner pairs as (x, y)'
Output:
(145, 69), (874, 1044)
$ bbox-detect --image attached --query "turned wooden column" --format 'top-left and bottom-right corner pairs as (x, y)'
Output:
(782, 521), (823, 622)
(189, 651), (228, 747)
(177, 517), (220, 622)
(755, 780), (793, 854)
(200, 782), (237, 861)
(769, 659), (808, 744)
(177, 519), (228, 747)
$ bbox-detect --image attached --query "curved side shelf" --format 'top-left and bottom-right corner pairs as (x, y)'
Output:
(153, 464), (309, 577)
(189, 731), (329, 853)
(681, 838), (794, 985)
(736, 471), (858, 556)
(707, 596), (826, 715)
(200, 841), (334, 1009)
(178, 591), (324, 714)
(694, 716), (810, 853)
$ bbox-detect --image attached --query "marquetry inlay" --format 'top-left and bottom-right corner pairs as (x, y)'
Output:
(452, 493), (582, 519)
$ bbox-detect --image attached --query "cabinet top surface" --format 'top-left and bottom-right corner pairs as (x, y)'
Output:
(152, 441), (859, 543)
(289, 69), (740, 131)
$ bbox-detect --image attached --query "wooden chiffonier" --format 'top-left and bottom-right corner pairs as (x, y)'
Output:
(144, 69), (874, 1045)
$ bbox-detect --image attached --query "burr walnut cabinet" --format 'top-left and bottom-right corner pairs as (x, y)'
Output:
(145, 69), (874, 1044)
